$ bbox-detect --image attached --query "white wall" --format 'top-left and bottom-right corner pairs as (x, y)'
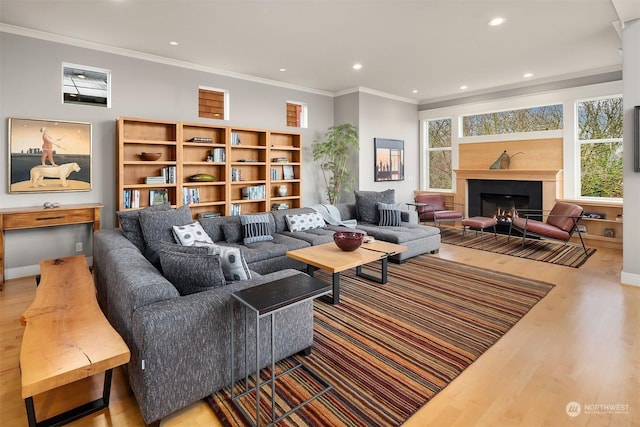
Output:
(356, 92), (419, 205)
(621, 18), (640, 287)
(0, 32), (334, 278)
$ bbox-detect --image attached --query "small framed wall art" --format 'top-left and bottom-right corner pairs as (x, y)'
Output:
(374, 138), (404, 181)
(8, 118), (92, 193)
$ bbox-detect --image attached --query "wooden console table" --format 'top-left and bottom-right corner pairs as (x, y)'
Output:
(20, 255), (130, 427)
(0, 203), (103, 288)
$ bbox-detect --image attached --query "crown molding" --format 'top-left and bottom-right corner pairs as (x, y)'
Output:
(334, 86), (419, 105)
(0, 24), (334, 98)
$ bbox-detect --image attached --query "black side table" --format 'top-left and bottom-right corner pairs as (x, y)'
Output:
(230, 274), (332, 427)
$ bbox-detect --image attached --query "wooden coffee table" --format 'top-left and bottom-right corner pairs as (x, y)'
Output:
(286, 240), (407, 304)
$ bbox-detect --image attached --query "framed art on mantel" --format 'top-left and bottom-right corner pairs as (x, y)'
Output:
(374, 138), (404, 181)
(8, 118), (92, 193)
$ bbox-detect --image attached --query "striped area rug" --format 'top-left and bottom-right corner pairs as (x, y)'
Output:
(208, 255), (554, 426)
(439, 227), (596, 268)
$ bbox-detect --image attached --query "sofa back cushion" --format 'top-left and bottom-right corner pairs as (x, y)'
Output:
(117, 202), (172, 252)
(354, 189), (395, 224)
(138, 205), (194, 267)
(158, 250), (225, 295)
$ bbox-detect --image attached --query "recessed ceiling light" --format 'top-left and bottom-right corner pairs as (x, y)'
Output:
(488, 17), (505, 26)
(169, 41), (179, 46)
(279, 68), (287, 72)
(412, 89), (418, 94)
(460, 85), (468, 90)
(523, 73), (534, 78)
(352, 63), (362, 70)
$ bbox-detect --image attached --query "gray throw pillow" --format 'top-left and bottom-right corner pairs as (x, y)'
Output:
(354, 189), (395, 224)
(117, 202), (171, 252)
(240, 213), (273, 244)
(158, 250), (225, 295)
(378, 202), (402, 226)
(138, 205), (194, 267)
(222, 222), (242, 243)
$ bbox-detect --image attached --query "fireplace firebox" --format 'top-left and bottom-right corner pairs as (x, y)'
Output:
(468, 179), (542, 234)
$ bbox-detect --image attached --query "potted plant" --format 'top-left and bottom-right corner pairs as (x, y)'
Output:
(312, 124), (359, 204)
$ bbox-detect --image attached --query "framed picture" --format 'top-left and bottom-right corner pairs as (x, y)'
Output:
(8, 118), (92, 193)
(149, 189), (169, 206)
(635, 105), (640, 172)
(374, 138), (404, 181)
(62, 63), (111, 108)
(282, 164), (294, 180)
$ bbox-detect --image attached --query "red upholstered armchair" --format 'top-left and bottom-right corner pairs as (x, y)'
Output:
(414, 193), (464, 227)
(508, 201), (587, 255)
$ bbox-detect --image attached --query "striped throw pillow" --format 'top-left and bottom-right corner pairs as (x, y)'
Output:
(378, 202), (402, 226)
(240, 213), (274, 244)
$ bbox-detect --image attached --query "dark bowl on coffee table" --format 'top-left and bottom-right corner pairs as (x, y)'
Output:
(333, 231), (364, 251)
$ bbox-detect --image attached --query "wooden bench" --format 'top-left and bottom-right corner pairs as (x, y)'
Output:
(20, 255), (130, 427)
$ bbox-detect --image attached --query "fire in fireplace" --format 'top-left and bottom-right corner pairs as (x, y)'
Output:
(481, 193), (529, 223)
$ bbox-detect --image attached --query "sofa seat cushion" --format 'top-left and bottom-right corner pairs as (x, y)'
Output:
(217, 234), (309, 265)
(355, 223), (440, 244)
(282, 225), (364, 246)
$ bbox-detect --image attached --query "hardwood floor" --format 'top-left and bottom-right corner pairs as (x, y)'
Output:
(1, 243), (637, 427)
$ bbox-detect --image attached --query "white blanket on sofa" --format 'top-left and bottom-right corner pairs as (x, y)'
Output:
(310, 204), (357, 229)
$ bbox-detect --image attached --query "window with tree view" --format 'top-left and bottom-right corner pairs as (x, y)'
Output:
(462, 104), (563, 136)
(426, 118), (452, 189)
(578, 96), (623, 198)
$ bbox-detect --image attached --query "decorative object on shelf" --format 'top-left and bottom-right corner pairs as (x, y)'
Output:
(277, 185), (288, 197)
(43, 202), (61, 209)
(140, 152), (161, 161)
(189, 173), (215, 182)
(188, 137), (212, 143)
(312, 123), (359, 204)
(8, 117), (92, 193)
(604, 228), (615, 238)
(374, 138), (404, 182)
(282, 165), (294, 180)
(489, 150), (524, 169)
(333, 231), (364, 251)
(149, 189), (168, 206)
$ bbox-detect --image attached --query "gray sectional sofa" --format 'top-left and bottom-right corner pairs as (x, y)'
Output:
(93, 194), (440, 425)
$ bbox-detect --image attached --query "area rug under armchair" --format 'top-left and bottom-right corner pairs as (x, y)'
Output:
(208, 255), (554, 426)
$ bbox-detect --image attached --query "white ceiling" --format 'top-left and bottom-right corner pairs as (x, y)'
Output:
(0, 0), (635, 103)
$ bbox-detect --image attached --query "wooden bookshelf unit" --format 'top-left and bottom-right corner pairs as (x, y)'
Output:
(116, 117), (302, 219)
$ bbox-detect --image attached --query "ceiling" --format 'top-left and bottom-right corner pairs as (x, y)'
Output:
(0, 0), (636, 104)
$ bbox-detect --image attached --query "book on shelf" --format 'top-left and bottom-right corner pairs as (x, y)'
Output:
(271, 203), (290, 210)
(123, 189), (141, 209)
(231, 168), (241, 182)
(210, 147), (225, 162)
(271, 157), (289, 163)
(182, 187), (201, 205)
(145, 176), (166, 185)
(230, 203), (242, 216)
(160, 166), (176, 184)
(149, 189), (169, 206)
(231, 132), (241, 145)
(198, 212), (221, 219)
(188, 137), (212, 143)
(270, 168), (281, 180)
(241, 184), (266, 200)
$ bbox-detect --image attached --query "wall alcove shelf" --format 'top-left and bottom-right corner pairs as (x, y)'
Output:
(116, 117), (302, 220)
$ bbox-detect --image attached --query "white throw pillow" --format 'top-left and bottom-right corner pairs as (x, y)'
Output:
(194, 242), (251, 281)
(286, 212), (326, 232)
(173, 221), (214, 246)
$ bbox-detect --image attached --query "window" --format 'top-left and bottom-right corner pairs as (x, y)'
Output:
(286, 101), (307, 128)
(462, 104), (563, 137)
(577, 96), (623, 198)
(199, 87), (228, 120)
(426, 118), (452, 190)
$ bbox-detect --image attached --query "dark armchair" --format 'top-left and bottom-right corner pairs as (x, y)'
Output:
(414, 193), (464, 227)
(508, 201), (587, 255)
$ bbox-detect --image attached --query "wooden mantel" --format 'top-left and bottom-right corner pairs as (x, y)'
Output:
(453, 169), (564, 214)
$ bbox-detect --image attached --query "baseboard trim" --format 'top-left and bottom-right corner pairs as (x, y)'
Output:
(621, 270), (640, 287)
